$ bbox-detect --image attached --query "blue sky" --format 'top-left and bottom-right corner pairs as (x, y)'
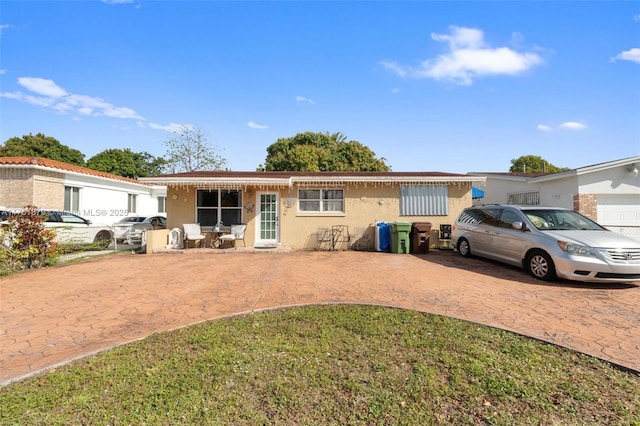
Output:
(1, 1), (639, 173)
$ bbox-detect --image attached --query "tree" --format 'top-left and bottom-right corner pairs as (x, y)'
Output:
(163, 125), (226, 173)
(262, 131), (390, 172)
(86, 148), (167, 178)
(509, 155), (570, 173)
(0, 133), (85, 166)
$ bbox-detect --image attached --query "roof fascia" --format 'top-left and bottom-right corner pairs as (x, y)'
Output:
(467, 173), (530, 182)
(529, 156), (640, 183)
(140, 175), (486, 188)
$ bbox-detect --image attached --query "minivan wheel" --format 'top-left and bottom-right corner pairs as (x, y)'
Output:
(526, 250), (557, 281)
(457, 238), (472, 258)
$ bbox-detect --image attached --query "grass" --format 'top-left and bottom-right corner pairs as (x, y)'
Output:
(1, 305), (639, 425)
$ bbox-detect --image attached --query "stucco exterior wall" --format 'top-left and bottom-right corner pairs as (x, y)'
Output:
(476, 177), (531, 205)
(1, 165), (166, 225)
(577, 166), (640, 194)
(165, 183), (472, 250)
(536, 176), (577, 209)
(63, 176), (165, 225)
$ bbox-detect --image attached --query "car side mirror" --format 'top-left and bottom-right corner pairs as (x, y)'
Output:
(512, 221), (523, 231)
(86, 219), (92, 225)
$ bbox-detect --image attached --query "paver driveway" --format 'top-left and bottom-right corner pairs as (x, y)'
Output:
(1, 249), (639, 385)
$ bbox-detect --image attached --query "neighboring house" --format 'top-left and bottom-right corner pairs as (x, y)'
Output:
(469, 156), (640, 239)
(140, 171), (485, 250)
(0, 157), (167, 225)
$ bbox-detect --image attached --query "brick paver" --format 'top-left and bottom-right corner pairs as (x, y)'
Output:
(1, 250), (639, 385)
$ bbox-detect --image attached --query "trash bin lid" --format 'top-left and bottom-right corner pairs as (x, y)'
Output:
(412, 222), (432, 232)
(392, 221), (412, 232)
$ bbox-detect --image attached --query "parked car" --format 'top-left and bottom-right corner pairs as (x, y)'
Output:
(113, 215), (166, 244)
(451, 205), (640, 283)
(0, 208), (113, 248)
(113, 216), (147, 243)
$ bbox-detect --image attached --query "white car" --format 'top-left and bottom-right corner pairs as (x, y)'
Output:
(452, 205), (640, 283)
(113, 215), (166, 244)
(1, 208), (113, 248)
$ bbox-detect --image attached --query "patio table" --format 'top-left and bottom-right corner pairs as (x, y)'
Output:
(208, 226), (231, 248)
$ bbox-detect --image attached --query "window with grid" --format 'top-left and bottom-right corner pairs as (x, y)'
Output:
(196, 189), (242, 226)
(507, 191), (540, 206)
(298, 189), (344, 213)
(400, 185), (448, 216)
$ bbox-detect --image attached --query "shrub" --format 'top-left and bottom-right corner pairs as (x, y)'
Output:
(0, 206), (59, 275)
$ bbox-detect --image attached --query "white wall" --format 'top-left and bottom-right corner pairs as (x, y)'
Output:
(577, 166), (640, 194)
(536, 175), (577, 209)
(474, 176), (534, 205)
(65, 174), (166, 225)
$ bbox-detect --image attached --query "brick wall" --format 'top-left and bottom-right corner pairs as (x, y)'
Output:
(572, 193), (598, 221)
(0, 168), (64, 208)
(33, 172), (65, 209)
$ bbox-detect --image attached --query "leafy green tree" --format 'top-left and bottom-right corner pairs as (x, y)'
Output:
(262, 131), (390, 172)
(163, 125), (226, 173)
(0, 133), (85, 166)
(509, 155), (570, 173)
(87, 148), (167, 178)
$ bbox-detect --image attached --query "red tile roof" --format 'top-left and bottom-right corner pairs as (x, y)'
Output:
(0, 157), (143, 184)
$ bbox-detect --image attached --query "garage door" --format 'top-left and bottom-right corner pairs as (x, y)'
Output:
(597, 194), (640, 226)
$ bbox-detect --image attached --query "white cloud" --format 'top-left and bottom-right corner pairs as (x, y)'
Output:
(147, 122), (190, 132)
(247, 121), (268, 129)
(382, 26), (543, 85)
(0, 91), (22, 100)
(381, 61), (408, 77)
(1, 76), (144, 121)
(536, 124), (552, 132)
(559, 121), (587, 130)
(634, 14), (640, 22)
(610, 48), (640, 64)
(18, 77), (68, 98)
(0, 69), (6, 75)
(296, 96), (315, 104)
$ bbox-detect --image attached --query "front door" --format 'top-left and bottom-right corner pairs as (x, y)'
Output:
(255, 192), (279, 246)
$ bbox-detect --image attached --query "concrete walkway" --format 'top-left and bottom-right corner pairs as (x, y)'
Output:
(1, 250), (639, 386)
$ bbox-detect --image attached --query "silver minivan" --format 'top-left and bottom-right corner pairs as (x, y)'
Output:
(451, 205), (640, 283)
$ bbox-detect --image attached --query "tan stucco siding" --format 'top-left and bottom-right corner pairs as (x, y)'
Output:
(0, 168), (64, 209)
(165, 183), (471, 250)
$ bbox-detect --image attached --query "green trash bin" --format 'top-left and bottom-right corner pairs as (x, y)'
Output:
(391, 221), (411, 254)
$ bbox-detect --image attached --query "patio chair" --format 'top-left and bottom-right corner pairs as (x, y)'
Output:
(218, 224), (246, 249)
(182, 223), (205, 248)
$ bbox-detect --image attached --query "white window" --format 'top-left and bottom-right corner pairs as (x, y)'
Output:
(157, 196), (166, 213)
(64, 186), (80, 213)
(298, 189), (344, 213)
(128, 194), (137, 213)
(400, 185), (448, 216)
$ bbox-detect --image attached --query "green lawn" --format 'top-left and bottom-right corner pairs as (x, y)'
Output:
(1, 305), (639, 425)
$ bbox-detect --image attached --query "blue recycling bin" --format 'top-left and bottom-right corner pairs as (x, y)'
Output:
(375, 222), (391, 252)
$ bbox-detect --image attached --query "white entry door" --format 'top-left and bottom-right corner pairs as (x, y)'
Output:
(255, 192), (279, 246)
